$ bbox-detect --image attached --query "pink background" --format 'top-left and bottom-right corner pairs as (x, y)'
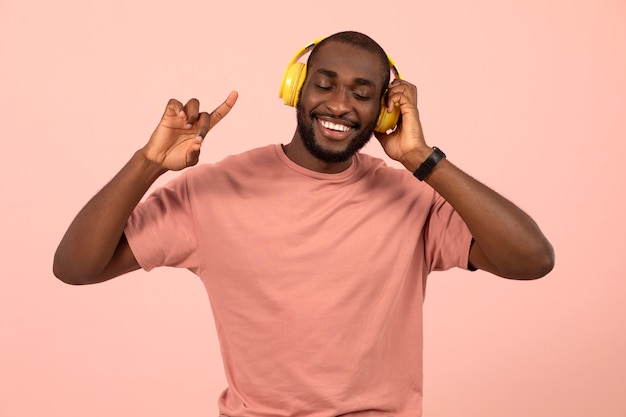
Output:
(1, 0), (625, 416)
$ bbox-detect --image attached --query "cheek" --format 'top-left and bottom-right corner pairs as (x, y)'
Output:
(298, 82), (318, 106)
(360, 101), (381, 124)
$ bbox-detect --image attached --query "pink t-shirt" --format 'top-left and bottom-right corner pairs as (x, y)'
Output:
(125, 144), (473, 417)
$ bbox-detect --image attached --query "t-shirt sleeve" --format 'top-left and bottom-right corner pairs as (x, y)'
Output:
(124, 173), (199, 272)
(423, 194), (474, 272)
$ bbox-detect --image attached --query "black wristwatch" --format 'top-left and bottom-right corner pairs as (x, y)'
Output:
(413, 147), (446, 181)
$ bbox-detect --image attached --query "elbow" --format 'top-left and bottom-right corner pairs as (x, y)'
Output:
(514, 240), (556, 280)
(54, 275), (85, 286)
(535, 247), (556, 279)
(53, 261), (85, 285)
(53, 251), (92, 285)
(522, 255), (555, 280)
(533, 239), (556, 278)
(474, 236), (555, 280)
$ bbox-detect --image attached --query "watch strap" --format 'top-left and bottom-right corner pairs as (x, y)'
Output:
(413, 147), (446, 181)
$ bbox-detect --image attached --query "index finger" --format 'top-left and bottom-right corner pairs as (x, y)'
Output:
(196, 91), (239, 140)
(209, 90), (238, 127)
(386, 81), (417, 112)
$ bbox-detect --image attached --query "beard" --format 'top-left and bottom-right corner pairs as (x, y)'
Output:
(296, 100), (377, 164)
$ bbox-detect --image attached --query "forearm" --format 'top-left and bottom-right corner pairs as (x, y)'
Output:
(404, 150), (554, 279)
(53, 150), (166, 284)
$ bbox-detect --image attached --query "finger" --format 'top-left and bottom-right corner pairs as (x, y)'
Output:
(386, 83), (417, 112)
(195, 112), (211, 142)
(186, 142), (202, 167)
(194, 91), (239, 141)
(385, 83), (406, 112)
(183, 98), (200, 128)
(163, 98), (185, 118)
(209, 91), (238, 128)
(385, 90), (403, 113)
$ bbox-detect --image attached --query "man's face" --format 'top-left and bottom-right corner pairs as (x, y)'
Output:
(296, 42), (386, 163)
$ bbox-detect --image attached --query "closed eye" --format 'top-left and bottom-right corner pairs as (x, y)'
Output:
(353, 92), (372, 101)
(315, 84), (332, 91)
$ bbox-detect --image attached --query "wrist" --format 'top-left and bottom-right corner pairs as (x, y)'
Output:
(411, 147), (446, 181)
(400, 146), (436, 173)
(135, 149), (169, 180)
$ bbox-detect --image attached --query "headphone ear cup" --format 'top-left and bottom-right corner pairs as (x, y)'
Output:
(279, 63), (307, 107)
(375, 95), (400, 133)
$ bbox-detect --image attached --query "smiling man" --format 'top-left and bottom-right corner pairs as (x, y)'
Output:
(53, 31), (554, 417)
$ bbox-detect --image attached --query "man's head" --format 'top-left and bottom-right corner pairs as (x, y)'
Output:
(295, 31), (391, 164)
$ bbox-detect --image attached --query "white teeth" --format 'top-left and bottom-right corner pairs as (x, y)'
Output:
(319, 120), (351, 132)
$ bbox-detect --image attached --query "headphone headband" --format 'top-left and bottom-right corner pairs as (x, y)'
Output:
(283, 37), (401, 81)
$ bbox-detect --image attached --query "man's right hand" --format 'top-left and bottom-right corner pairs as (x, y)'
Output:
(142, 92), (239, 171)
(53, 91), (238, 285)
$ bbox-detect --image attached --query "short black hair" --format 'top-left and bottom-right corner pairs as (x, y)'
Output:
(306, 31), (391, 96)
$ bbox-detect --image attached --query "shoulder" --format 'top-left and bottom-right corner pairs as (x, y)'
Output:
(185, 145), (277, 175)
(355, 152), (439, 201)
(180, 145), (282, 192)
(355, 152), (409, 179)
(355, 152), (419, 183)
(218, 144), (277, 166)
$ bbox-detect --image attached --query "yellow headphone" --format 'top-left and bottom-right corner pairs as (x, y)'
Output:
(278, 37), (402, 133)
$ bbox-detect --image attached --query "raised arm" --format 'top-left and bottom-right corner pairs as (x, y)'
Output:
(53, 93), (238, 285)
(376, 80), (554, 279)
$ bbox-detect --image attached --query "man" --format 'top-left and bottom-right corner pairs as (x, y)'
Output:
(54, 31), (554, 417)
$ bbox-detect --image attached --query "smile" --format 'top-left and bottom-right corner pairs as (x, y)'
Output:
(317, 119), (353, 133)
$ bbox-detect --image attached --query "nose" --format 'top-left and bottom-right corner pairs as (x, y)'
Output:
(325, 88), (352, 115)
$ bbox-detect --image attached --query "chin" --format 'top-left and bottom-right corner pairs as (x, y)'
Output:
(298, 116), (374, 165)
(304, 129), (371, 164)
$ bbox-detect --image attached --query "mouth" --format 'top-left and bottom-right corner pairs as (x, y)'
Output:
(315, 117), (355, 141)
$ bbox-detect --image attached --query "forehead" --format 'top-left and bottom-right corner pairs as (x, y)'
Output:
(308, 42), (386, 87)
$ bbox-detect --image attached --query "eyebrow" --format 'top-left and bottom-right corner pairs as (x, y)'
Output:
(315, 68), (376, 88)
